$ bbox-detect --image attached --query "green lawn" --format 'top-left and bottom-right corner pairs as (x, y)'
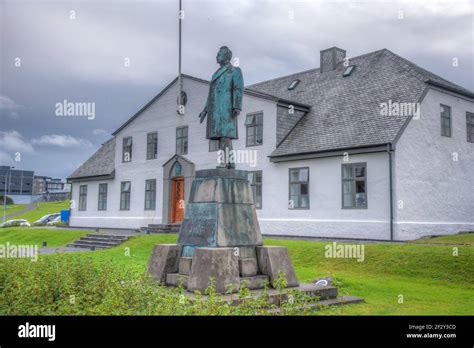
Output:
(1, 203), (30, 216)
(0, 227), (89, 247)
(13, 201), (70, 223)
(408, 233), (474, 246)
(1, 227), (473, 315)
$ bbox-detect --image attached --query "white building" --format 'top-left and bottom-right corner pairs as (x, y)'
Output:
(68, 48), (474, 241)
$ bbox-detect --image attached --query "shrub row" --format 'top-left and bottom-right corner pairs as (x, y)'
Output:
(0, 257), (326, 315)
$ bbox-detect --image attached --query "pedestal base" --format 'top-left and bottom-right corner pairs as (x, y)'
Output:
(148, 244), (299, 293)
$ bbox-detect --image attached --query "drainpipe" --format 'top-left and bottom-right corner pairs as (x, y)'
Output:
(387, 143), (394, 241)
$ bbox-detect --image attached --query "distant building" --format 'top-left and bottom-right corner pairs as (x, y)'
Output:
(0, 166), (35, 204)
(0, 166), (70, 204)
(33, 176), (71, 201)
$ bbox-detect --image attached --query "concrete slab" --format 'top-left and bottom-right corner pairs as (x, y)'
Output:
(256, 246), (299, 287)
(147, 244), (181, 283)
(240, 275), (269, 290)
(238, 258), (258, 277)
(178, 257), (192, 276)
(187, 247), (240, 293)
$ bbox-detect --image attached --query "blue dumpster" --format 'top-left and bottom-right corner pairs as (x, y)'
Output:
(61, 209), (70, 223)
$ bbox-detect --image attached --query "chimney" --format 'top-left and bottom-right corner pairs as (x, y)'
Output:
(320, 47), (346, 73)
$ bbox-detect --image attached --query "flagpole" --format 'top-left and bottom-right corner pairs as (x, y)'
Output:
(178, 0), (183, 111)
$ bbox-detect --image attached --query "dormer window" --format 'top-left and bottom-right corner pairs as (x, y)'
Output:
(288, 79), (300, 90)
(343, 65), (356, 77)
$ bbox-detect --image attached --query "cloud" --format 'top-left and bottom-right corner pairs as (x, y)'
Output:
(0, 95), (24, 119)
(0, 130), (34, 154)
(31, 134), (93, 148)
(92, 128), (109, 136)
(0, 151), (14, 166)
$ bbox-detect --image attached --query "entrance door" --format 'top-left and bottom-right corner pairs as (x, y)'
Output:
(170, 177), (185, 223)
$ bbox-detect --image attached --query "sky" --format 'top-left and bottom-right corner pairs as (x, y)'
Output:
(1, 0), (473, 179)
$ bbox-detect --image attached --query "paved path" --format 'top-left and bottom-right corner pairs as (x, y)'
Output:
(39, 246), (91, 255)
(3, 203), (38, 220)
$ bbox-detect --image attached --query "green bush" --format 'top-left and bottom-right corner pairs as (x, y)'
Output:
(0, 257), (321, 315)
(0, 196), (14, 205)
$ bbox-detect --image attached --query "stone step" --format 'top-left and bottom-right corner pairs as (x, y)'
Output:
(166, 273), (189, 287)
(317, 295), (364, 306)
(66, 242), (107, 250)
(241, 275), (269, 290)
(74, 239), (122, 247)
(148, 224), (181, 228)
(267, 296), (365, 314)
(86, 234), (128, 240)
(66, 234), (129, 251)
(80, 236), (128, 243)
(140, 226), (180, 234)
(216, 284), (339, 306)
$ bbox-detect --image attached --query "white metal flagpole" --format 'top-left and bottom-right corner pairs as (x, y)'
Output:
(177, 0), (183, 114)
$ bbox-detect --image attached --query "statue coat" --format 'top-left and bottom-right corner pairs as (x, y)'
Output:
(204, 63), (244, 140)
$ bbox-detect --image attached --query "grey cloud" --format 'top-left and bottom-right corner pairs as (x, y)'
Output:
(1, 0), (472, 179)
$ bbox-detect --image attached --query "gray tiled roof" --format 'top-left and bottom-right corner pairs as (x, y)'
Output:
(249, 49), (473, 158)
(68, 138), (115, 180)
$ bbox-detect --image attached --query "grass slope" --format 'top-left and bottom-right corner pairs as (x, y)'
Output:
(13, 201), (70, 223)
(1, 203), (30, 216)
(0, 227), (89, 247)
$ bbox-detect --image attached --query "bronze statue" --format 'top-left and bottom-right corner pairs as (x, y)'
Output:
(199, 46), (244, 169)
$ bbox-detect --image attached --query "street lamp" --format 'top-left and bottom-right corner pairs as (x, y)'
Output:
(2, 166), (15, 223)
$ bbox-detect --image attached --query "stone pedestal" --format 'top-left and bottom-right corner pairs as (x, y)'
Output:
(148, 169), (299, 293)
(178, 169), (263, 257)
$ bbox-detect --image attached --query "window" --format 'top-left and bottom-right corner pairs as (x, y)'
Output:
(122, 137), (133, 162)
(245, 112), (263, 146)
(79, 185), (87, 211)
(209, 139), (219, 152)
(440, 104), (451, 137)
(288, 79), (300, 90)
(120, 181), (131, 210)
(98, 183), (108, 211)
(147, 132), (158, 160)
(176, 126), (188, 155)
(342, 163), (367, 209)
(343, 65), (356, 77)
(144, 179), (156, 210)
(248, 171), (262, 209)
(289, 167), (309, 209)
(467, 112), (474, 143)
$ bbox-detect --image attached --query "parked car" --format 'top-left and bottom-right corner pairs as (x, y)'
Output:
(46, 215), (62, 226)
(0, 219), (31, 228)
(33, 213), (60, 226)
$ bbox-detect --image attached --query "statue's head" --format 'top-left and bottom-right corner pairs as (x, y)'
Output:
(216, 46), (232, 66)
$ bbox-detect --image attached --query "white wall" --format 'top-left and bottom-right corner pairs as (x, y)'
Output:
(70, 76), (393, 239)
(260, 152), (391, 240)
(393, 88), (474, 240)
